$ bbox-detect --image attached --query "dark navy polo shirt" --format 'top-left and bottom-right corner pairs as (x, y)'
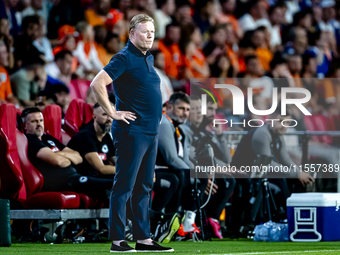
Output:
(103, 40), (162, 135)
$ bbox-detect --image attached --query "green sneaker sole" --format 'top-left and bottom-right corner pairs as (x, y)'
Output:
(162, 216), (180, 244)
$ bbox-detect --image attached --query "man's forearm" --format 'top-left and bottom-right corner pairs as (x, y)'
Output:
(90, 70), (115, 117)
(92, 82), (115, 117)
(62, 152), (82, 165)
(99, 165), (116, 175)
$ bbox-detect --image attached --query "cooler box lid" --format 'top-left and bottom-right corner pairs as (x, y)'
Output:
(287, 193), (340, 207)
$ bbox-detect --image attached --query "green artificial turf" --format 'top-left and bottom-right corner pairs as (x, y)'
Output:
(1, 239), (340, 255)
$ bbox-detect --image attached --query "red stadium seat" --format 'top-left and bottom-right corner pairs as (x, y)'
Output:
(0, 104), (26, 199)
(0, 103), (80, 209)
(61, 130), (71, 146)
(43, 104), (63, 143)
(332, 115), (340, 130)
(304, 115), (322, 143)
(43, 104), (73, 146)
(64, 99), (93, 137)
(312, 115), (333, 145)
(69, 79), (91, 100)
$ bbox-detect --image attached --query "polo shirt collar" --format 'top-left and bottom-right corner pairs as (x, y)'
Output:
(127, 40), (150, 57)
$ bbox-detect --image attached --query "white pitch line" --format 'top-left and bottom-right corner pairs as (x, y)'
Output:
(209, 250), (340, 255)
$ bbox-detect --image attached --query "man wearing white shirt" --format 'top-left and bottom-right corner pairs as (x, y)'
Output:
(318, 0), (340, 47)
(45, 50), (73, 86)
(238, 0), (271, 34)
(20, 0), (51, 27)
(154, 0), (175, 39)
(268, 3), (285, 49)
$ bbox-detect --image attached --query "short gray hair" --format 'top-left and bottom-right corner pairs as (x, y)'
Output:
(129, 14), (154, 33)
(0, 40), (5, 48)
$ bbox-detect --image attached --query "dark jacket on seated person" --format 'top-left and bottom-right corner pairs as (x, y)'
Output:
(27, 133), (78, 192)
(67, 120), (115, 177)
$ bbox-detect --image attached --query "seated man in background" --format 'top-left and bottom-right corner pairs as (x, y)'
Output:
(45, 49), (73, 86)
(10, 50), (47, 107)
(152, 92), (190, 243)
(190, 95), (236, 239)
(34, 90), (57, 112)
(22, 107), (111, 202)
(46, 83), (70, 118)
(22, 107), (82, 192)
(67, 102), (115, 180)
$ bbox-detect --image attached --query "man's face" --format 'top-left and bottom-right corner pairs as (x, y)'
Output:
(165, 0), (175, 15)
(55, 91), (69, 107)
(6, 0), (19, 8)
(251, 30), (265, 47)
(225, 25), (235, 44)
(270, 7), (284, 25)
(96, 0), (110, 15)
(25, 112), (44, 137)
(301, 14), (312, 28)
(288, 56), (302, 74)
(0, 45), (8, 67)
(154, 52), (165, 70)
(223, 0), (236, 13)
(0, 19), (10, 35)
(31, 0), (42, 9)
(255, 0), (267, 19)
(212, 28), (227, 46)
(65, 36), (76, 51)
(35, 96), (55, 112)
(57, 54), (73, 76)
(106, 38), (120, 54)
(247, 58), (260, 75)
(177, 5), (191, 23)
(94, 106), (113, 133)
(323, 7), (336, 21)
(205, 101), (217, 124)
(166, 100), (190, 124)
(271, 115), (291, 135)
(190, 99), (203, 125)
(27, 23), (40, 40)
(166, 26), (180, 44)
(308, 57), (317, 74)
(131, 21), (155, 51)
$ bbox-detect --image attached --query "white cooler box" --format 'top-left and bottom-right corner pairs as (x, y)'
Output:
(287, 193), (340, 242)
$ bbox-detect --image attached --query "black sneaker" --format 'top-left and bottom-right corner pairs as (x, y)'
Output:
(110, 241), (136, 253)
(135, 241), (174, 252)
(153, 213), (180, 243)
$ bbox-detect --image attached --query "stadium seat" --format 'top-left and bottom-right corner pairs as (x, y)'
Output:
(304, 115), (322, 143)
(0, 103), (80, 209)
(64, 99), (93, 137)
(43, 104), (72, 145)
(61, 130), (71, 146)
(0, 104), (26, 200)
(43, 104), (63, 143)
(69, 79), (91, 100)
(311, 115), (333, 145)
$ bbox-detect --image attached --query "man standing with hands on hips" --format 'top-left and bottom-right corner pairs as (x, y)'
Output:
(90, 14), (174, 253)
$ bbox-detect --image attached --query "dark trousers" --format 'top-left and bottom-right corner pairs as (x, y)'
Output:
(152, 169), (185, 214)
(109, 129), (158, 240)
(204, 176), (236, 219)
